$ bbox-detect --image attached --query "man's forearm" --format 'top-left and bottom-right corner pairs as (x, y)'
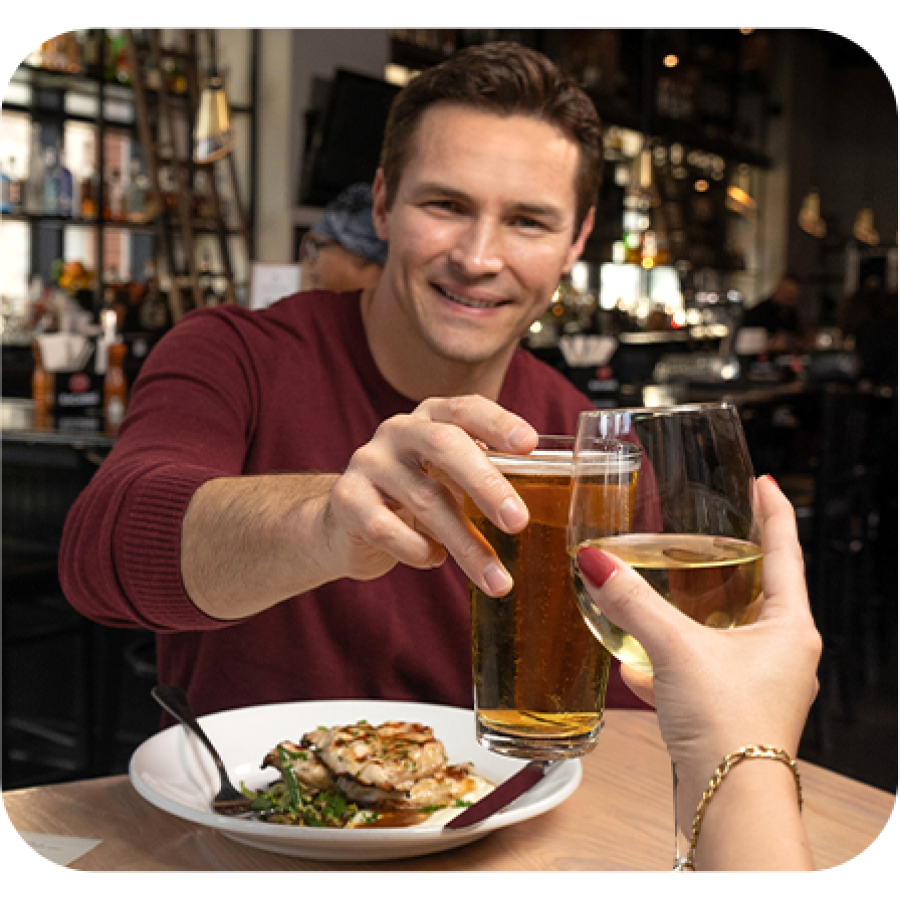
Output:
(181, 472), (341, 620)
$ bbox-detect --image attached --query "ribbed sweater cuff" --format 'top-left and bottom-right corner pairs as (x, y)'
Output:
(116, 464), (227, 629)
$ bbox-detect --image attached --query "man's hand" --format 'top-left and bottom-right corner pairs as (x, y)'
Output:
(325, 395), (537, 596)
(182, 395), (537, 620)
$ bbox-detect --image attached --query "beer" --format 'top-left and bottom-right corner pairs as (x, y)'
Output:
(467, 441), (638, 759)
(574, 533), (763, 676)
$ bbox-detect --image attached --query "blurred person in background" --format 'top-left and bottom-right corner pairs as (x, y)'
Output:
(743, 273), (802, 352)
(300, 182), (387, 292)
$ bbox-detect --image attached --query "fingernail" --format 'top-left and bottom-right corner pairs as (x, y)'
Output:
(484, 561), (513, 596)
(764, 473), (778, 487)
(577, 546), (617, 589)
(498, 496), (528, 531)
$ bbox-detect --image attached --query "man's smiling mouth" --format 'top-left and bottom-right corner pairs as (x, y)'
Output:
(436, 285), (505, 309)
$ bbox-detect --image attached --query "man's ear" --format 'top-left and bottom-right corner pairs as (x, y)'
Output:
(562, 207), (596, 275)
(372, 169), (390, 242)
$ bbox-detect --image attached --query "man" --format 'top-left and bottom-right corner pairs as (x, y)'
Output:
(300, 182), (387, 292)
(742, 274), (802, 351)
(60, 42), (645, 717)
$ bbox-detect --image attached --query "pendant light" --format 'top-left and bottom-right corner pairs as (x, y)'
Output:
(852, 206), (880, 246)
(798, 188), (826, 238)
(726, 164), (757, 218)
(852, 106), (881, 247)
(194, 31), (234, 164)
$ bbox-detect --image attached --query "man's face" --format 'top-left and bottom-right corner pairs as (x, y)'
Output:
(372, 104), (593, 367)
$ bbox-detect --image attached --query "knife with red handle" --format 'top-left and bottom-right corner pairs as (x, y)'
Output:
(444, 759), (562, 830)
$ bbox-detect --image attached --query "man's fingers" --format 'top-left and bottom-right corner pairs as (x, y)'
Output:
(332, 464), (513, 596)
(374, 402), (533, 538)
(418, 395), (538, 454)
(333, 398), (541, 595)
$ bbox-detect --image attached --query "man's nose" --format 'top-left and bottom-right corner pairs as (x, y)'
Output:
(449, 218), (504, 277)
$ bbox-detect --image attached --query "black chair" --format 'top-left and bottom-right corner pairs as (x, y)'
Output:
(779, 385), (881, 755)
(2, 540), (108, 786)
(1, 439), (157, 786)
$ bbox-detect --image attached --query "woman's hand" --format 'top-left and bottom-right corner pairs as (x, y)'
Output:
(576, 474), (822, 808)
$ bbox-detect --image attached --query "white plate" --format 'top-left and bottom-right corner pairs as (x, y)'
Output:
(129, 698), (582, 861)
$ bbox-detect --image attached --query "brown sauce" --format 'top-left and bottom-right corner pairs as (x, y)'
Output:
(352, 809), (430, 829)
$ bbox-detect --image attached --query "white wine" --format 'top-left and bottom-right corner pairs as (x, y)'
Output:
(573, 533), (763, 676)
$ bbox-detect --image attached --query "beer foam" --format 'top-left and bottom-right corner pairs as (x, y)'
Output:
(488, 447), (641, 476)
(488, 449), (574, 475)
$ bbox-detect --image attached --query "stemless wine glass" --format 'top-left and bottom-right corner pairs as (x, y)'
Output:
(567, 402), (762, 868)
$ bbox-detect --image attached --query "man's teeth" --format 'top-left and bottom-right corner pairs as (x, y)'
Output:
(441, 287), (497, 309)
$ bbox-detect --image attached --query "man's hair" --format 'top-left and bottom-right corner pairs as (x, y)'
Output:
(379, 42), (603, 234)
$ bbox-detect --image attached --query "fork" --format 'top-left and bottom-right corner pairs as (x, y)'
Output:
(151, 685), (253, 817)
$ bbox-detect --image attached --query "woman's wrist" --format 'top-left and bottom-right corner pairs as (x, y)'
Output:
(673, 742), (811, 870)
(687, 753), (811, 870)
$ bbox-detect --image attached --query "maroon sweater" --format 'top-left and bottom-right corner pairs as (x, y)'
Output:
(60, 290), (646, 718)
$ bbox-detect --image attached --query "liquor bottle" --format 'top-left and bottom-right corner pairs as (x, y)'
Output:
(62, 31), (81, 74)
(43, 147), (61, 215)
(104, 341), (128, 431)
(32, 341), (55, 415)
(25, 124), (45, 214)
(107, 168), (125, 221)
(126, 158), (148, 221)
(105, 30), (125, 82)
(199, 254), (220, 307)
(138, 264), (171, 333)
(81, 167), (97, 219)
(0, 159), (11, 214)
(8, 157), (24, 212)
(57, 148), (74, 217)
(40, 37), (61, 71)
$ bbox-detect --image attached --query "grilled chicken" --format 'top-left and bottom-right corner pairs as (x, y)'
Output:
(261, 740), (336, 792)
(261, 720), (476, 810)
(335, 763), (476, 809)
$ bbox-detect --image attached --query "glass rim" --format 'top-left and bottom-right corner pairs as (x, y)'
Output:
(485, 436), (641, 474)
(578, 400), (737, 420)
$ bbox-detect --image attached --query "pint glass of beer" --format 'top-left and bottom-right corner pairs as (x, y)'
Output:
(465, 435), (641, 759)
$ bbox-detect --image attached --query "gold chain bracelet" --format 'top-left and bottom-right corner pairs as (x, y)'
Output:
(681, 745), (803, 871)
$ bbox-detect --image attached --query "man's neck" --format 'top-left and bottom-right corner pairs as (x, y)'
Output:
(359, 287), (513, 403)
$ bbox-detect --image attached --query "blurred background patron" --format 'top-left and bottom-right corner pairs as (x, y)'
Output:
(299, 182), (387, 292)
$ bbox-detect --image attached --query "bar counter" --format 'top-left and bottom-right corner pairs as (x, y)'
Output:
(1, 397), (117, 450)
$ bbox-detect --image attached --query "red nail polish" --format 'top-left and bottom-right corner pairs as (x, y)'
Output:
(764, 473), (779, 487)
(576, 546), (617, 589)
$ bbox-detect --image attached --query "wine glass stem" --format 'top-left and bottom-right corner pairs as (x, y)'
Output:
(672, 762), (688, 869)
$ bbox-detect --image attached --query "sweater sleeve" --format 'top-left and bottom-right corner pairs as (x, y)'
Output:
(59, 309), (261, 633)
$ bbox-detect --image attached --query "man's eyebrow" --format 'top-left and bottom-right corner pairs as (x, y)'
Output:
(508, 201), (567, 222)
(410, 181), (470, 201)
(412, 182), (567, 222)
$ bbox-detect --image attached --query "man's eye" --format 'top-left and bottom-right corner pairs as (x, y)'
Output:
(429, 200), (462, 214)
(513, 216), (546, 230)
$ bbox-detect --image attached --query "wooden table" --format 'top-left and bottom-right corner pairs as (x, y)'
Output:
(2, 711), (894, 872)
